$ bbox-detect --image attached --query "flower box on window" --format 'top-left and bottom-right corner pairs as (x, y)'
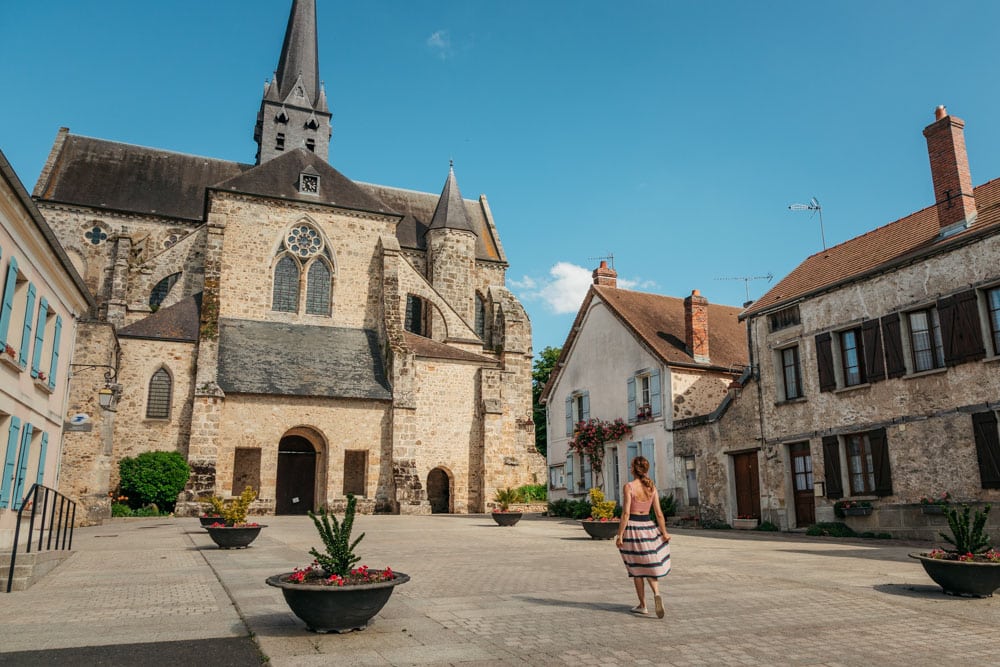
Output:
(834, 500), (874, 517)
(0, 346), (20, 371)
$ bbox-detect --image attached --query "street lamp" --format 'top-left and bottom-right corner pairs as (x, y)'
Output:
(70, 364), (123, 412)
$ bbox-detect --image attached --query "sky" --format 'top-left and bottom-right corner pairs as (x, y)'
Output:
(5, 1), (1000, 356)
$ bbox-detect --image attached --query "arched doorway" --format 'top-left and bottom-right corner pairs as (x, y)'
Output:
(427, 468), (451, 514)
(276, 435), (317, 514)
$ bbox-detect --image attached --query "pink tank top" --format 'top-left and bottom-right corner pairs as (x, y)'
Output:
(629, 484), (654, 514)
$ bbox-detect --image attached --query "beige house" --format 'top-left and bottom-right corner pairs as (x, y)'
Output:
(30, 0), (543, 523)
(542, 262), (747, 509)
(0, 150), (93, 548)
(726, 106), (1000, 537)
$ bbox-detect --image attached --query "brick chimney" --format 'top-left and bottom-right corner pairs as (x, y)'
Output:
(592, 260), (617, 287)
(684, 289), (710, 364)
(923, 105), (977, 232)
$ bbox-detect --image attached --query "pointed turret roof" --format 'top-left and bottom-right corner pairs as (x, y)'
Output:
(274, 0), (321, 107)
(429, 163), (477, 234)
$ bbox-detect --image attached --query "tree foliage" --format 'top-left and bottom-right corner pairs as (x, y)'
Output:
(117, 451), (190, 511)
(531, 346), (561, 456)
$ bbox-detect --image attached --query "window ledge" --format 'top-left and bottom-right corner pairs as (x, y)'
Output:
(33, 378), (53, 394)
(983, 355), (1000, 365)
(833, 382), (871, 395)
(902, 367), (948, 380)
(775, 396), (807, 406)
(0, 354), (22, 372)
(142, 418), (172, 424)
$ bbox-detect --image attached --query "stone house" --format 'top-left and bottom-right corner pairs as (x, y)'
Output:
(729, 106), (1000, 537)
(0, 149), (93, 548)
(29, 0), (543, 523)
(541, 262), (747, 509)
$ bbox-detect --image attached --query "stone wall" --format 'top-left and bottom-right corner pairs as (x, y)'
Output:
(670, 371), (731, 421)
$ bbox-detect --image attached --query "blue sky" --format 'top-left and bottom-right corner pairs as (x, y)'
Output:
(5, 1), (1000, 354)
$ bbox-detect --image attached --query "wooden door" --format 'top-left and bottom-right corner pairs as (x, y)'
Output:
(275, 436), (316, 515)
(733, 451), (761, 519)
(790, 442), (816, 526)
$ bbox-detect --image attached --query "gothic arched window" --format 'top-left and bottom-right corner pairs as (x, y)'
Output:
(146, 368), (172, 419)
(305, 260), (332, 315)
(474, 293), (486, 339)
(150, 272), (181, 310)
(405, 295), (425, 336)
(272, 255), (300, 312)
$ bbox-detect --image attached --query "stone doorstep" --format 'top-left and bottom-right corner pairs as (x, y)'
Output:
(0, 549), (74, 592)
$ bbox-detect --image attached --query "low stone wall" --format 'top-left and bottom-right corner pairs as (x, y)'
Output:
(839, 503), (1000, 542)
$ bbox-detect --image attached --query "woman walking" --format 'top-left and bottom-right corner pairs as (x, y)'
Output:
(615, 456), (671, 618)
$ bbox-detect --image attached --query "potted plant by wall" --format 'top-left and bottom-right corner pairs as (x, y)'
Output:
(198, 497), (224, 526)
(733, 515), (759, 530)
(919, 491), (952, 515)
(910, 504), (1000, 597)
(204, 486), (265, 549)
(834, 500), (873, 517)
(491, 487), (523, 526)
(580, 487), (620, 539)
(266, 494), (409, 633)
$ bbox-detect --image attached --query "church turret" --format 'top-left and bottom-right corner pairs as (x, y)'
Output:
(427, 162), (478, 326)
(254, 0), (332, 164)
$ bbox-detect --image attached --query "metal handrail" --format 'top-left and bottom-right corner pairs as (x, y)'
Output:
(5, 484), (76, 593)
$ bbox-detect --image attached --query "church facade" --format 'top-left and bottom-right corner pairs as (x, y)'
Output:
(33, 0), (543, 521)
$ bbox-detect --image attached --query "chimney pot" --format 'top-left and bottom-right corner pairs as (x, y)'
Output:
(592, 261), (617, 288)
(935, 105), (947, 121)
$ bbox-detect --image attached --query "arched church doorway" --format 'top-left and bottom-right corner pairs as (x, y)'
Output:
(427, 468), (451, 514)
(276, 435), (317, 514)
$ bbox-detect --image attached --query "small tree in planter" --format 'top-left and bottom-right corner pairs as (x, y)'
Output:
(203, 487), (265, 549)
(910, 504), (1000, 597)
(266, 494), (409, 633)
(491, 487), (523, 526)
(581, 488), (620, 539)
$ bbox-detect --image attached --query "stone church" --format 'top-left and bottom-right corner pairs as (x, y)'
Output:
(32, 0), (544, 521)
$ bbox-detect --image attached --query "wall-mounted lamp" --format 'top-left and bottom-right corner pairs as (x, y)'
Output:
(70, 364), (123, 412)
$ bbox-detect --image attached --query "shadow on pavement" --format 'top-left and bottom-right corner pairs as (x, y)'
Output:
(0, 637), (264, 667)
(873, 583), (949, 599)
(514, 595), (629, 614)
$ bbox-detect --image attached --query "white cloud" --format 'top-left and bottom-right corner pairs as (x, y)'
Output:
(510, 262), (660, 314)
(508, 275), (537, 290)
(426, 30), (451, 59)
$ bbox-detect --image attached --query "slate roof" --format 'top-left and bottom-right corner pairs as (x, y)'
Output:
(428, 166), (477, 234)
(403, 332), (498, 365)
(118, 293), (202, 342)
(217, 319), (392, 400)
(743, 177), (1000, 318)
(540, 286), (747, 403)
(273, 0), (321, 108)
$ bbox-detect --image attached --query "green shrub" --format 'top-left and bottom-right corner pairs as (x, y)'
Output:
(806, 522), (856, 538)
(309, 494), (364, 577)
(111, 503), (133, 517)
(517, 484), (547, 502)
(493, 487), (522, 511)
(649, 493), (677, 520)
(118, 451), (190, 511)
(701, 519), (732, 530)
(588, 488), (616, 519)
(207, 487), (257, 525)
(941, 504), (992, 555)
(547, 498), (592, 519)
(756, 521), (780, 531)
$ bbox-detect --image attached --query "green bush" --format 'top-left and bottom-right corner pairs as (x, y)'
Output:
(547, 498), (592, 519)
(111, 503), (133, 517)
(650, 494), (677, 520)
(517, 484), (547, 502)
(806, 522), (856, 538)
(756, 521), (780, 531)
(118, 451), (190, 512)
(701, 519), (732, 530)
(111, 503), (163, 518)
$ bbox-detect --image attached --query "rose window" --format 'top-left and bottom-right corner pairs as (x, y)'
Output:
(286, 225), (322, 258)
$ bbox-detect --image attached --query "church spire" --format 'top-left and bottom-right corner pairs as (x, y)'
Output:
(429, 162), (478, 234)
(254, 0), (332, 165)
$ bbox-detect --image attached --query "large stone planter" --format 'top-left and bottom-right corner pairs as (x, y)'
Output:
(199, 515), (223, 527)
(266, 572), (410, 633)
(205, 524), (265, 549)
(921, 504), (946, 515)
(581, 519), (620, 540)
(733, 518), (759, 530)
(491, 511), (522, 527)
(842, 507), (872, 517)
(909, 553), (1000, 597)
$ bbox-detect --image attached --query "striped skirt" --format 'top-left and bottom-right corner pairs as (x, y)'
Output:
(618, 514), (671, 579)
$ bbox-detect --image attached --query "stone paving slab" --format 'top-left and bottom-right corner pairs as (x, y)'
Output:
(2, 514), (999, 666)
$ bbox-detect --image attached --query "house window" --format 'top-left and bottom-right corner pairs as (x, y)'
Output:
(768, 305), (801, 332)
(627, 369), (660, 422)
(548, 465), (565, 490)
(839, 328), (864, 386)
(907, 308), (944, 372)
(987, 288), (1000, 356)
(146, 368), (172, 419)
(150, 272), (181, 310)
(781, 346), (802, 400)
(823, 429), (892, 499)
(971, 411), (1000, 489)
(565, 390), (590, 435)
(845, 434), (876, 495)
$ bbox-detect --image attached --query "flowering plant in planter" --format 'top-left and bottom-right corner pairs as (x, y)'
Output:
(584, 488), (618, 522)
(568, 418), (631, 475)
(920, 491), (952, 506)
(206, 486), (258, 526)
(833, 500), (872, 518)
(3, 344), (16, 360)
(925, 504), (994, 562)
(911, 504), (1000, 597)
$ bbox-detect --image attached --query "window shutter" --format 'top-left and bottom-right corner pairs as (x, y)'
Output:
(649, 369), (662, 417)
(12, 423), (33, 510)
(564, 454), (574, 492)
(861, 319), (885, 383)
(0, 258), (18, 346)
(565, 396), (573, 436)
(626, 376), (636, 421)
(626, 442), (639, 478)
(939, 290), (986, 365)
(19, 283), (36, 366)
(640, 438), (656, 484)
(869, 428), (893, 497)
(581, 391), (590, 422)
(1, 417), (22, 509)
(880, 313), (906, 379)
(36, 432), (48, 486)
(48, 316), (62, 389)
(815, 333), (836, 392)
(31, 297), (48, 377)
(821, 435), (843, 499)
(972, 411), (1000, 489)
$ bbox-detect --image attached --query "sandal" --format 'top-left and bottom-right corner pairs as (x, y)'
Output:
(654, 595), (664, 619)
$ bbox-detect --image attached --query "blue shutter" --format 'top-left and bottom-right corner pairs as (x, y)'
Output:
(649, 369), (662, 417)
(12, 423), (33, 509)
(31, 297), (48, 377)
(582, 455), (592, 491)
(627, 376), (636, 422)
(36, 432), (48, 486)
(641, 438), (656, 486)
(19, 283), (36, 367)
(564, 454), (574, 492)
(0, 258), (18, 346)
(581, 391), (590, 421)
(565, 396), (573, 436)
(626, 441), (639, 478)
(0, 417), (21, 509)
(48, 315), (62, 389)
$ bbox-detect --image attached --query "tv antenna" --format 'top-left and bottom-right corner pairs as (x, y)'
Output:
(788, 197), (826, 250)
(715, 273), (773, 305)
(587, 252), (615, 269)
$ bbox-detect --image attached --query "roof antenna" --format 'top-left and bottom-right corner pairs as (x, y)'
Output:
(715, 273), (773, 307)
(788, 197), (826, 250)
(587, 252), (615, 269)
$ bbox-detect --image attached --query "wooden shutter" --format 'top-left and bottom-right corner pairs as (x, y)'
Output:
(626, 376), (636, 421)
(18, 283), (36, 365)
(31, 297), (48, 377)
(869, 428), (893, 497)
(880, 313), (906, 378)
(12, 423), (33, 510)
(815, 333), (836, 392)
(649, 369), (662, 417)
(822, 435), (843, 499)
(35, 432), (48, 486)
(972, 411), (1000, 489)
(0, 258), (18, 346)
(565, 396), (573, 436)
(0, 417), (21, 509)
(48, 316), (61, 389)
(861, 319), (885, 383)
(939, 290), (986, 365)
